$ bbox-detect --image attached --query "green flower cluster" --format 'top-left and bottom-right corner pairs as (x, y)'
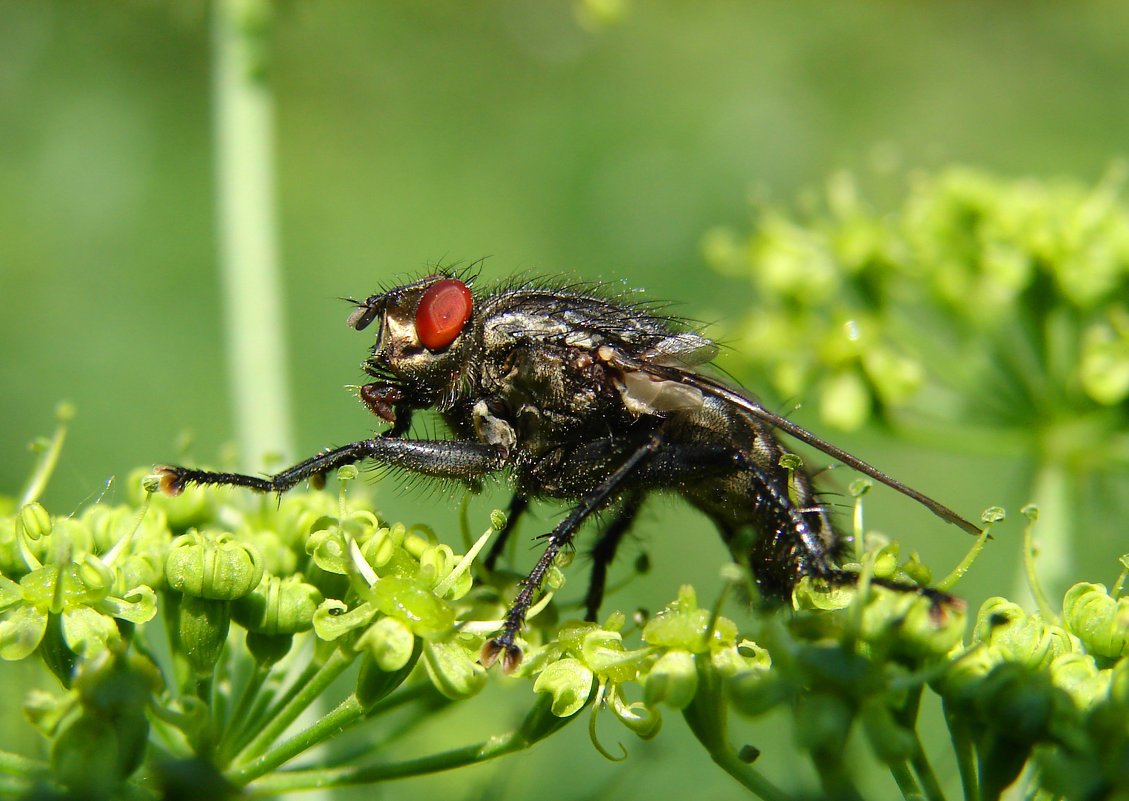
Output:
(704, 166), (1129, 442)
(937, 574), (1129, 800)
(2, 443), (1129, 800)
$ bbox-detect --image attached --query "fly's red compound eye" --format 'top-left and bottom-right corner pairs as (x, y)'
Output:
(415, 278), (473, 350)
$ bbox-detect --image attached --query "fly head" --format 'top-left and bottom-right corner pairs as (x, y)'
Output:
(348, 274), (480, 415)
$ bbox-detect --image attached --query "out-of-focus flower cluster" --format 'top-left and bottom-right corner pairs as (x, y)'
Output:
(704, 166), (1129, 444)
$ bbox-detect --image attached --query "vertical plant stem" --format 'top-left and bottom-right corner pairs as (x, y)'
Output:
(944, 700), (978, 801)
(212, 0), (293, 468)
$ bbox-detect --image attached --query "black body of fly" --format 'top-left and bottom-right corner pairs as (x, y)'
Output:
(157, 271), (979, 672)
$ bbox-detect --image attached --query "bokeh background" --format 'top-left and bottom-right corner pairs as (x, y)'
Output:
(3, 1), (1128, 799)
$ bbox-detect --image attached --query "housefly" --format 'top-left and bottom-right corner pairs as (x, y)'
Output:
(157, 271), (980, 672)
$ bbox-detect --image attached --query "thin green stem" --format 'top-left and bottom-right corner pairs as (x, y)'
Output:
(217, 664), (271, 764)
(241, 694), (575, 796)
(889, 760), (922, 800)
(894, 686), (947, 801)
(935, 522), (992, 592)
(909, 735), (947, 801)
(0, 750), (50, 780)
(228, 656), (322, 756)
(18, 402), (73, 506)
(228, 695), (365, 786)
(810, 749), (865, 801)
(1022, 488), (1060, 623)
(943, 700), (977, 801)
(211, 0), (292, 467)
(243, 728), (526, 796)
(231, 647), (354, 767)
(1015, 460), (1072, 611)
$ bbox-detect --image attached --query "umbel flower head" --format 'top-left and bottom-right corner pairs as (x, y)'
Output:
(0, 501), (159, 685)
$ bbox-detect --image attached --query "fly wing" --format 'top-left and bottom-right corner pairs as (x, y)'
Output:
(614, 332), (720, 415)
(600, 347), (983, 537)
(642, 332), (720, 369)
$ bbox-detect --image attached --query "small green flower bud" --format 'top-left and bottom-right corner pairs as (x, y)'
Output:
(1049, 652), (1109, 708)
(232, 575), (323, 636)
(871, 542), (900, 579)
(490, 509), (508, 531)
(643, 585), (735, 652)
(861, 700), (915, 764)
(973, 597), (1025, 643)
(358, 616), (416, 671)
(417, 544), (456, 589)
(819, 369), (871, 432)
(644, 649), (697, 709)
(306, 520), (350, 575)
(1080, 319), (1129, 405)
(792, 576), (854, 611)
(533, 657), (595, 717)
(1062, 582), (1129, 659)
(422, 640), (486, 700)
(728, 671), (790, 717)
(545, 564), (566, 590)
(603, 610), (626, 632)
(245, 631), (293, 666)
(901, 552), (933, 586)
(860, 589), (966, 661)
(793, 691), (853, 755)
(975, 662), (1054, 741)
(166, 531), (264, 601)
(355, 636), (422, 709)
(52, 712), (142, 799)
(401, 528), (437, 559)
(973, 663), (1055, 798)
(362, 527), (396, 571)
(17, 502), (52, 542)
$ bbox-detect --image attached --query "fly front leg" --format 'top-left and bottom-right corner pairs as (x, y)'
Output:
(480, 430), (666, 674)
(155, 437), (507, 496)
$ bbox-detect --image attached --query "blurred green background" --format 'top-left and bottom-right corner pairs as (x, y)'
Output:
(2, 1), (1128, 799)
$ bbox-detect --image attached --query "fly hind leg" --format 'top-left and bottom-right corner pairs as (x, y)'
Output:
(584, 490), (646, 622)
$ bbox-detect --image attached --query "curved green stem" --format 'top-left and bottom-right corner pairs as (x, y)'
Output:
(682, 658), (791, 801)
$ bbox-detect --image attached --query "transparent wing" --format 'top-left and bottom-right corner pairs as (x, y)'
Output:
(603, 348), (983, 536)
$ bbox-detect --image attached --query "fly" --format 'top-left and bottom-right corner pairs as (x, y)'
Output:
(156, 271), (980, 673)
